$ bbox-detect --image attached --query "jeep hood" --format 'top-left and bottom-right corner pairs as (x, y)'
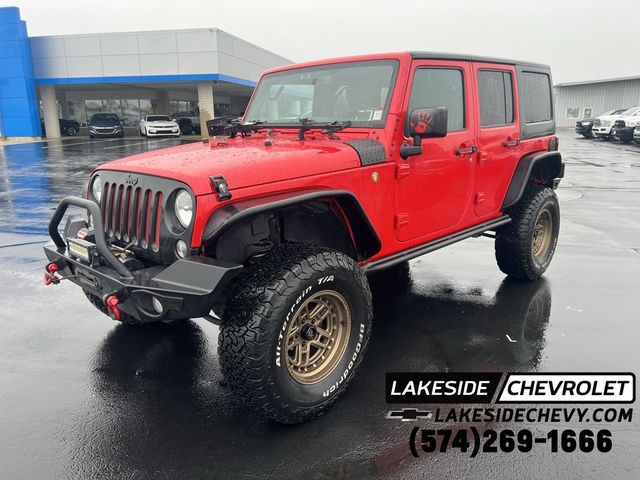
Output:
(96, 136), (366, 195)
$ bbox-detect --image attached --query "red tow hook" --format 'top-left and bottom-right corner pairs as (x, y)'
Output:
(105, 295), (122, 321)
(44, 262), (60, 286)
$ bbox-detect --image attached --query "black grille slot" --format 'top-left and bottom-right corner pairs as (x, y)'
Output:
(94, 172), (193, 265)
(102, 183), (160, 251)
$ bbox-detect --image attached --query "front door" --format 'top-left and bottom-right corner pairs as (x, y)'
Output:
(472, 63), (521, 217)
(395, 60), (476, 242)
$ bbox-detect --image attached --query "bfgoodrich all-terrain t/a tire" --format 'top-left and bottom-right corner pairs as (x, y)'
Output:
(495, 186), (560, 280)
(218, 243), (373, 424)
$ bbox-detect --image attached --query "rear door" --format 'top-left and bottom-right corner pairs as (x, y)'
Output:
(472, 63), (521, 217)
(395, 60), (476, 242)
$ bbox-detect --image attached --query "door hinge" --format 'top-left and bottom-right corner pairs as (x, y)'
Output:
(395, 213), (410, 228)
(474, 193), (485, 205)
(395, 163), (410, 179)
(477, 151), (488, 165)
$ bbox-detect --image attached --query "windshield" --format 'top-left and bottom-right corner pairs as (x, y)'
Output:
(147, 115), (172, 122)
(91, 114), (119, 121)
(620, 107), (640, 116)
(244, 60), (399, 127)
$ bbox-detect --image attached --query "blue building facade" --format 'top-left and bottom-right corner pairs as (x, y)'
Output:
(0, 7), (41, 137)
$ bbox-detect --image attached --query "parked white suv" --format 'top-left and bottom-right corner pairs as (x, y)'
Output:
(139, 115), (181, 137)
(592, 106), (638, 140)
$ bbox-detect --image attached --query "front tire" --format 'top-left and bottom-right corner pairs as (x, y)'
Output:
(218, 244), (373, 423)
(495, 186), (560, 280)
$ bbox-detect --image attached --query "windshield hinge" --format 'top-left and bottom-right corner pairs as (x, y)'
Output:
(395, 163), (411, 179)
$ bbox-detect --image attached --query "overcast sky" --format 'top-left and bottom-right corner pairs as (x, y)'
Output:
(3, 0), (638, 84)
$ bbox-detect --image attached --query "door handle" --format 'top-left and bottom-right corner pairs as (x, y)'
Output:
(503, 138), (520, 147)
(455, 145), (477, 156)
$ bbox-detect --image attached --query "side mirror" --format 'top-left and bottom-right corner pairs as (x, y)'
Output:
(400, 107), (448, 159)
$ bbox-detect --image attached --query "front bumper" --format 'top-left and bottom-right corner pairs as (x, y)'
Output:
(575, 123), (593, 135)
(147, 127), (180, 136)
(592, 125), (613, 137)
(89, 128), (124, 137)
(44, 196), (242, 322)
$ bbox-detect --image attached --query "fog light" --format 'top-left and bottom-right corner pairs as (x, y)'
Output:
(152, 297), (164, 314)
(176, 240), (188, 258)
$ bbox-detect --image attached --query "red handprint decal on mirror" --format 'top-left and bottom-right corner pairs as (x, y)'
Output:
(410, 111), (433, 134)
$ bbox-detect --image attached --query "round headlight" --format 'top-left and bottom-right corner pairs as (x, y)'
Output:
(174, 190), (193, 228)
(91, 176), (102, 203)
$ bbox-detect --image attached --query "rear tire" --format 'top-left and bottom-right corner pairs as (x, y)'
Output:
(495, 186), (560, 280)
(218, 243), (373, 423)
(180, 122), (194, 135)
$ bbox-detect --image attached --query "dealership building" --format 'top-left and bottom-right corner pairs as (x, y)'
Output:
(554, 76), (640, 127)
(0, 6), (291, 139)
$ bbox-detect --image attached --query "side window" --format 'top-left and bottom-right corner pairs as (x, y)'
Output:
(478, 70), (514, 127)
(407, 68), (465, 132)
(521, 72), (552, 123)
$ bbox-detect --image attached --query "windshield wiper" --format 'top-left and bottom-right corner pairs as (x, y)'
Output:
(321, 120), (352, 140)
(212, 118), (352, 140)
(297, 118), (352, 140)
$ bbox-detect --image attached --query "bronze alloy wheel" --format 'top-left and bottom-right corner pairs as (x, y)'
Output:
(532, 209), (553, 259)
(284, 290), (351, 385)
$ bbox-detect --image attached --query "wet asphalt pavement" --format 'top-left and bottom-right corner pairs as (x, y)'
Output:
(0, 132), (639, 479)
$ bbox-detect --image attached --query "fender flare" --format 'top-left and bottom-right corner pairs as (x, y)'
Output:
(502, 151), (564, 209)
(201, 189), (382, 260)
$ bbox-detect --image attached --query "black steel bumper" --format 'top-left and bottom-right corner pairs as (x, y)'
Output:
(44, 196), (242, 322)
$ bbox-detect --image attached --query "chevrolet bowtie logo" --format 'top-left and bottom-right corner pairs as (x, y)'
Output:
(386, 408), (432, 421)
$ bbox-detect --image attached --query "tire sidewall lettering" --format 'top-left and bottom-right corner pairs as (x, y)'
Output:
(271, 269), (370, 407)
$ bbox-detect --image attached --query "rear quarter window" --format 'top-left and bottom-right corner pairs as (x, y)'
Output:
(521, 72), (552, 123)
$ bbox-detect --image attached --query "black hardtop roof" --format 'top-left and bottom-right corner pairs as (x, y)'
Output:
(410, 51), (550, 70)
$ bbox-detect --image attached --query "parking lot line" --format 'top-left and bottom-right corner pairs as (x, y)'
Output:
(100, 139), (174, 150)
(39, 138), (125, 149)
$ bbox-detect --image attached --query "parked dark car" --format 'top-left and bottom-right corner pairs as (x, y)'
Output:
(171, 111), (201, 135)
(575, 108), (626, 138)
(88, 113), (124, 139)
(40, 118), (81, 137)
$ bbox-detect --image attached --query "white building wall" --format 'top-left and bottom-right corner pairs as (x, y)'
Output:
(555, 78), (640, 127)
(29, 28), (292, 83)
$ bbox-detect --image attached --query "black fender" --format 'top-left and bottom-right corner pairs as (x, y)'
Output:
(201, 189), (382, 261)
(502, 151), (564, 209)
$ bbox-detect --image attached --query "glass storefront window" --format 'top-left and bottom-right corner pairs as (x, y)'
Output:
(84, 100), (103, 123)
(214, 103), (231, 116)
(66, 100), (86, 124)
(121, 99), (141, 126)
(139, 99), (153, 118)
(103, 99), (121, 117)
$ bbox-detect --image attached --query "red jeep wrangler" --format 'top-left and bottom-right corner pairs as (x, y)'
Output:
(44, 52), (563, 423)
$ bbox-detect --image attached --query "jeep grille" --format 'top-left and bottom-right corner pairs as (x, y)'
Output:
(94, 171), (194, 265)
